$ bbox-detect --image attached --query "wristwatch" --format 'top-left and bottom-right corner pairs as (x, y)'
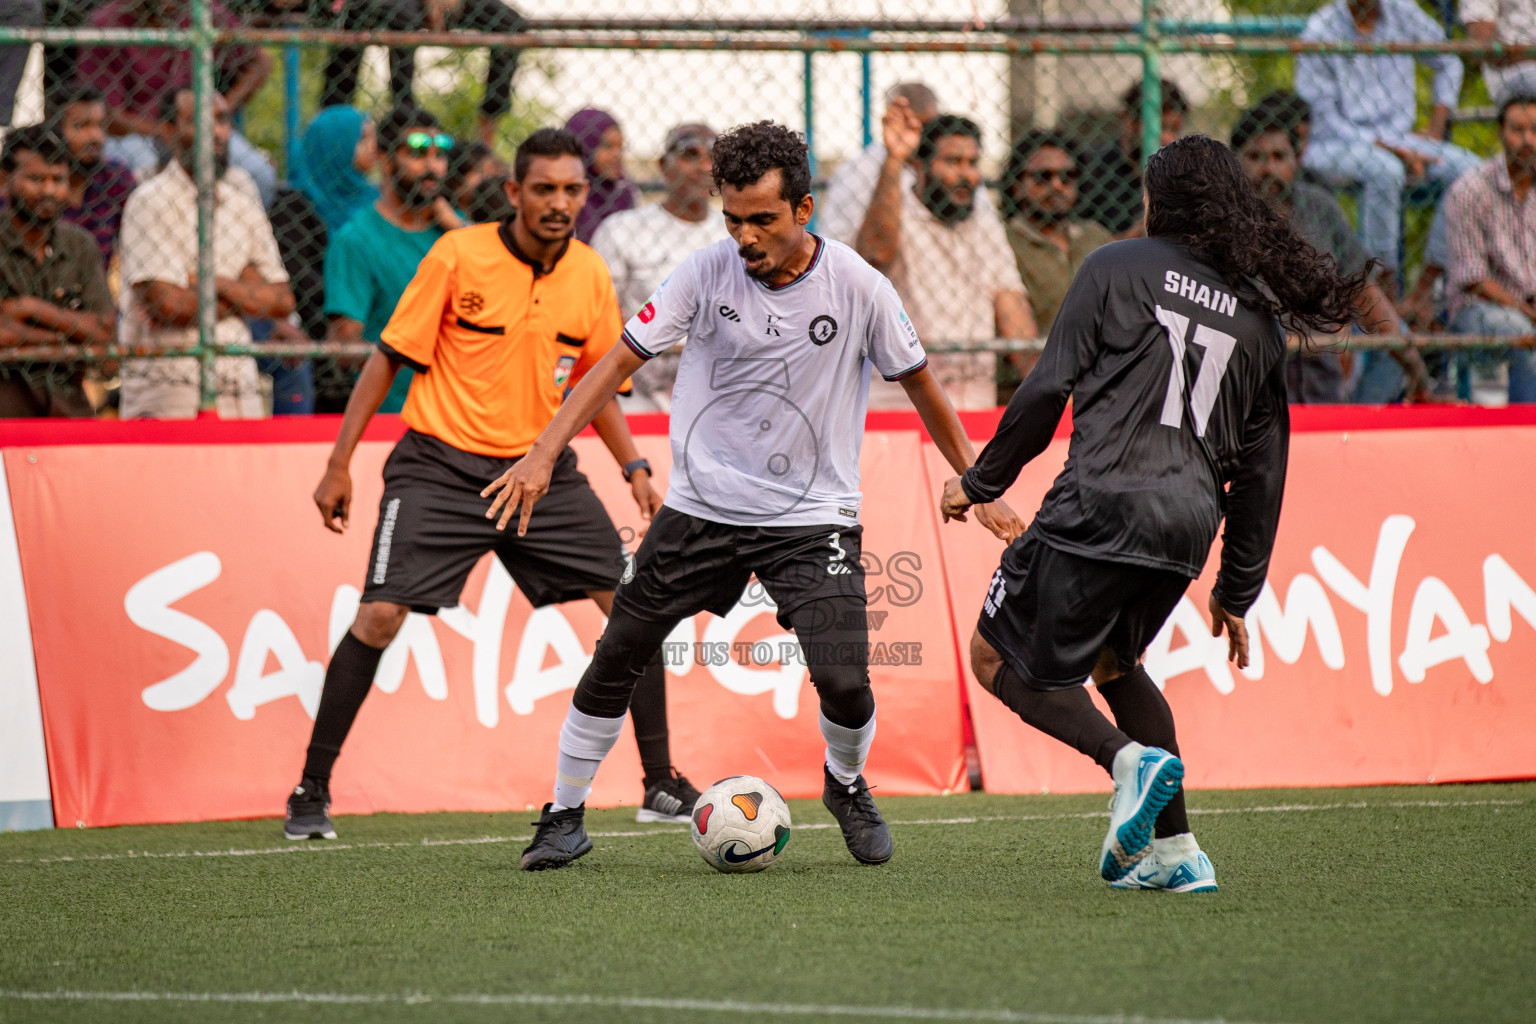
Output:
(622, 458), (652, 482)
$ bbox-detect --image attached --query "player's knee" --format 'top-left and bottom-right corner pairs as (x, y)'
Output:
(809, 660), (872, 726)
(352, 601), (408, 648)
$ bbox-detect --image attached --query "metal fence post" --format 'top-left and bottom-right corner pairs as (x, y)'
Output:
(1140, 0), (1162, 171)
(191, 0), (217, 413)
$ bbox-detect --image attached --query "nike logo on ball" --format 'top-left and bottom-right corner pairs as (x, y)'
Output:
(721, 841), (775, 864)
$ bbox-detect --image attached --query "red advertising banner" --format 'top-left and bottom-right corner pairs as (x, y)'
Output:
(5, 408), (1534, 828)
(933, 423), (1536, 795)
(4, 429), (964, 828)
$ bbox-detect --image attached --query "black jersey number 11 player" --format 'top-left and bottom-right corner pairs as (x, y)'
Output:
(941, 136), (1377, 892)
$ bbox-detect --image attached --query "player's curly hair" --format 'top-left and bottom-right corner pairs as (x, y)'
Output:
(711, 121), (812, 206)
(1146, 135), (1374, 336)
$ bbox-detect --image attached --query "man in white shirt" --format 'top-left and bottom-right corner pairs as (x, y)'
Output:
(1465, 0), (1536, 103)
(118, 88), (294, 419)
(853, 106), (1036, 409)
(1296, 0), (1480, 264)
(591, 123), (728, 410)
(820, 82), (938, 246)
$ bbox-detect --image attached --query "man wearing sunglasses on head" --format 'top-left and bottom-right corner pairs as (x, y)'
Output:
(325, 106), (466, 413)
(1000, 131), (1112, 339)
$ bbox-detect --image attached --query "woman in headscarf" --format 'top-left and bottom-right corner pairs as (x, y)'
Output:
(269, 107), (379, 412)
(293, 106), (380, 236)
(565, 108), (638, 243)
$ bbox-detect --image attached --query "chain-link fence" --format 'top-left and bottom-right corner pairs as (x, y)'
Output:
(0, 0), (1531, 417)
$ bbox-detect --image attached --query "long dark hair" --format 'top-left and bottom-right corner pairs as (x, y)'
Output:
(1145, 135), (1373, 335)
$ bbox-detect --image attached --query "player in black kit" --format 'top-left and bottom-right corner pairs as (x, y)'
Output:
(940, 135), (1376, 891)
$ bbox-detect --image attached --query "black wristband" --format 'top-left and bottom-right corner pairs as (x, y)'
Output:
(622, 458), (651, 482)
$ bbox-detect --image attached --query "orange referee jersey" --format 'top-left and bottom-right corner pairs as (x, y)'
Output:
(379, 221), (629, 458)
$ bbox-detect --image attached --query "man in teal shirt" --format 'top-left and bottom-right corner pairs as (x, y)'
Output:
(325, 106), (464, 411)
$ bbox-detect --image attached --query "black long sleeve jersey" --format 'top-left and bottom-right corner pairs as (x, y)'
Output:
(961, 237), (1290, 616)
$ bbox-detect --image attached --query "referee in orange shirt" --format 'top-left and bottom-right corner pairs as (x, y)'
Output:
(284, 128), (698, 840)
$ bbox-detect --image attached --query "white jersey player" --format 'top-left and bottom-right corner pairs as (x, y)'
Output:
(485, 120), (1023, 870)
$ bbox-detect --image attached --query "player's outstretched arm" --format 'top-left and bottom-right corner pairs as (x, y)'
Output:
(900, 366), (1025, 542)
(314, 349), (403, 533)
(483, 344), (647, 535)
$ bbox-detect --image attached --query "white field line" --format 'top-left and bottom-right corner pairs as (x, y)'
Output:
(0, 989), (1294, 1023)
(4, 798), (1522, 867)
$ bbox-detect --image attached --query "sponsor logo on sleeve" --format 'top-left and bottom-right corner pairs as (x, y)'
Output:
(638, 301), (656, 324)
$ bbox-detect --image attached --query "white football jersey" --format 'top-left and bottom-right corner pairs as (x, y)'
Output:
(621, 235), (927, 527)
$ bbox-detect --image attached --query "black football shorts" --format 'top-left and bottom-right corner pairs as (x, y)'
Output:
(976, 533), (1193, 691)
(361, 430), (627, 612)
(614, 506), (866, 629)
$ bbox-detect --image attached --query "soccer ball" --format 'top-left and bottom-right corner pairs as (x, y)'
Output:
(690, 775), (792, 873)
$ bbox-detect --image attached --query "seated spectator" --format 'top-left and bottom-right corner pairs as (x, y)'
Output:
(854, 109), (1035, 409)
(78, 0), (278, 208)
(1251, 90), (1327, 187)
(1233, 105), (1427, 403)
(1077, 78), (1188, 238)
(294, 106), (379, 237)
(1297, 0), (1481, 266)
(118, 88), (295, 419)
(446, 139), (508, 213)
(822, 83), (937, 244)
(999, 131), (1110, 336)
(591, 123), (727, 411)
(0, 0), (38, 126)
(464, 175), (513, 224)
(1443, 93), (1536, 404)
(324, 105), (462, 413)
(0, 125), (115, 418)
(1464, 1), (1536, 105)
(566, 108), (638, 244)
(46, 86), (136, 269)
(322, 0), (526, 148)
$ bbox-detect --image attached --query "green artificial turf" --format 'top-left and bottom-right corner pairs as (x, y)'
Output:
(1, 783), (1533, 1024)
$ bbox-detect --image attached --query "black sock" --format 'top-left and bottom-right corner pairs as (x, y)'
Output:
(302, 632), (387, 782)
(992, 664), (1129, 774)
(1097, 665), (1190, 837)
(628, 652), (674, 781)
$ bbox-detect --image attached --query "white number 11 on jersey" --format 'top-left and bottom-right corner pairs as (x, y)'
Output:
(1154, 304), (1237, 438)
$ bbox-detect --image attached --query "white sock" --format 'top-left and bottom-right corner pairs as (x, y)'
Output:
(1111, 741), (1147, 786)
(550, 707), (624, 811)
(1152, 833), (1200, 862)
(820, 709), (876, 785)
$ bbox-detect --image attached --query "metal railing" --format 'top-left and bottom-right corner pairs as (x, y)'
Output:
(2, 2), (1533, 410)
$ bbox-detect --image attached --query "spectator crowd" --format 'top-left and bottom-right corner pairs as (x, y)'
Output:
(2, 0), (1536, 418)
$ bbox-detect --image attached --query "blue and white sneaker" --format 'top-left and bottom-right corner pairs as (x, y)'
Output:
(1111, 847), (1218, 893)
(1099, 744), (1184, 881)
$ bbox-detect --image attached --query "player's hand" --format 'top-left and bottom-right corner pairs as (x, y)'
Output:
(973, 499), (1025, 542)
(939, 475), (973, 523)
(629, 469), (661, 522)
(1208, 593), (1250, 670)
(882, 97), (923, 165)
(482, 448), (556, 535)
(314, 464), (352, 534)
